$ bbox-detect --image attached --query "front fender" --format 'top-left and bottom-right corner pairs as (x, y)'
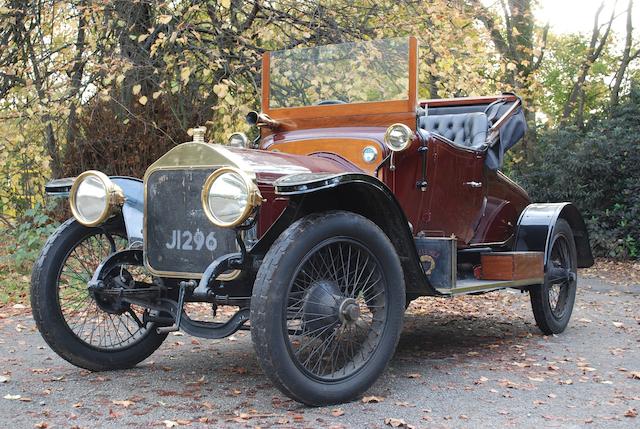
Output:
(45, 176), (144, 247)
(250, 172), (441, 297)
(514, 203), (594, 268)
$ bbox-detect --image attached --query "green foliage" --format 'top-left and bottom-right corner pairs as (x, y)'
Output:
(3, 201), (60, 268)
(515, 85), (640, 259)
(537, 33), (617, 126)
(0, 199), (59, 304)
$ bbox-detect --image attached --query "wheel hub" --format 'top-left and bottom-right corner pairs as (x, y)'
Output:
(339, 298), (360, 324)
(91, 266), (132, 315)
(302, 280), (360, 333)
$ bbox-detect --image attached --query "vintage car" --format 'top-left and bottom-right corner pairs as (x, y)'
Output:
(32, 37), (593, 406)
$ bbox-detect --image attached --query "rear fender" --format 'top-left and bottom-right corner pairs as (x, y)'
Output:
(249, 173), (441, 297)
(514, 203), (594, 268)
(45, 176), (144, 247)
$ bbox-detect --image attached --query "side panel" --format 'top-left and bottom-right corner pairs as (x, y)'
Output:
(471, 169), (530, 245)
(515, 203), (594, 268)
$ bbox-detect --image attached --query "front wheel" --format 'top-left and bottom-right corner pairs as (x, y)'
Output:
(530, 219), (578, 335)
(30, 217), (167, 371)
(251, 211), (405, 406)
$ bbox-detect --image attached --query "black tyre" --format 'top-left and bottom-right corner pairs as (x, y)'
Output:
(30, 217), (167, 371)
(250, 211), (405, 406)
(530, 219), (578, 335)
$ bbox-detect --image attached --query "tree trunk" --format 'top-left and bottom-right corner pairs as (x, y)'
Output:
(561, 1), (615, 123)
(610, 0), (640, 108)
(65, 2), (87, 154)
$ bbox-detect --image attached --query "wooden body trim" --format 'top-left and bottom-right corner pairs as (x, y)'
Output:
(408, 36), (418, 112)
(480, 251), (544, 281)
(261, 52), (270, 113)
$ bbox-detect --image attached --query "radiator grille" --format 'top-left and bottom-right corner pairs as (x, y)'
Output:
(145, 168), (237, 277)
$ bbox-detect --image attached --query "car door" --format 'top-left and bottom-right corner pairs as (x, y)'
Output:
(417, 137), (485, 243)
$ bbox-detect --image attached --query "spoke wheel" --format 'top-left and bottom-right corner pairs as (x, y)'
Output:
(251, 211), (405, 406)
(57, 230), (149, 350)
(530, 219), (578, 335)
(286, 238), (387, 381)
(31, 218), (167, 371)
(547, 234), (574, 319)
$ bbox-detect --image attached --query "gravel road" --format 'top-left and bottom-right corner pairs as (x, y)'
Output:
(0, 276), (638, 429)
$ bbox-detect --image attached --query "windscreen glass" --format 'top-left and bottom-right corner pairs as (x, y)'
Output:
(269, 38), (409, 109)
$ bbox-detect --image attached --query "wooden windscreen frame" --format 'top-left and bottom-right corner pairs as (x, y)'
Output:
(260, 36), (419, 120)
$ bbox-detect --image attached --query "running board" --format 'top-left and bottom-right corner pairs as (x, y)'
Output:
(437, 277), (543, 296)
(414, 237), (544, 296)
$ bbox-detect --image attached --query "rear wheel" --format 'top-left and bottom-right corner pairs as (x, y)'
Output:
(530, 219), (578, 335)
(30, 218), (167, 371)
(251, 211), (405, 406)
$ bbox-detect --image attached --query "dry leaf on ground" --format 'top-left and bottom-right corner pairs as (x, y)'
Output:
(384, 417), (415, 428)
(362, 395), (385, 403)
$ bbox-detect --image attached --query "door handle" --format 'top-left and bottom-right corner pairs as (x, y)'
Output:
(464, 181), (482, 188)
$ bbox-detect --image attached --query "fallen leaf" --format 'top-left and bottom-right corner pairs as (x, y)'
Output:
(624, 408), (638, 418)
(0, 376), (9, 383)
(384, 417), (414, 428)
(613, 322), (624, 328)
(112, 400), (134, 408)
(331, 408), (345, 417)
(34, 423), (48, 429)
(630, 372), (640, 380)
(406, 373), (421, 379)
(162, 421), (178, 428)
(362, 395), (385, 403)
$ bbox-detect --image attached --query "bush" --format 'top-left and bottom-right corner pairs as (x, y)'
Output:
(2, 200), (60, 269)
(62, 99), (194, 178)
(515, 87), (640, 259)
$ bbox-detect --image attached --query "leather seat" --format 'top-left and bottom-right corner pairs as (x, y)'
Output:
(418, 112), (489, 149)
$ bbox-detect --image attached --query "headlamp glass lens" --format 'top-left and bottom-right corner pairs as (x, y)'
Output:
(74, 175), (108, 224)
(207, 171), (249, 225)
